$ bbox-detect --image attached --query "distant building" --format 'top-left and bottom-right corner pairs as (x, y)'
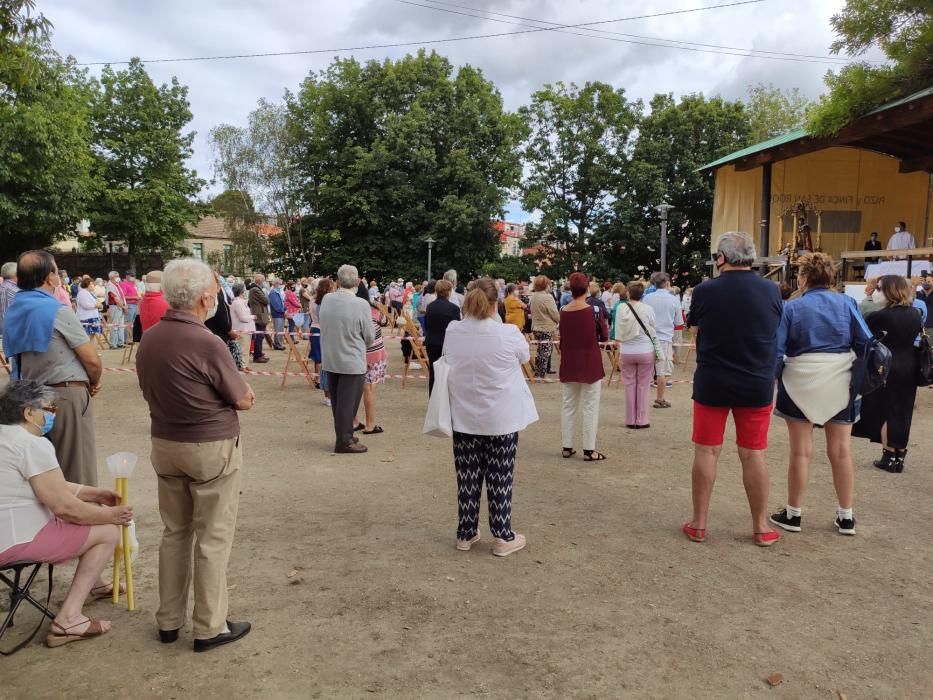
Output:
(493, 220), (526, 257)
(184, 215), (281, 273)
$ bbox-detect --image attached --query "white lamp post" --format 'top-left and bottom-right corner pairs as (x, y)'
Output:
(425, 237), (436, 281)
(656, 203), (675, 274)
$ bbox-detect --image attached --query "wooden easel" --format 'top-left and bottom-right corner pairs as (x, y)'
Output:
(401, 316), (431, 388)
(606, 342), (620, 386)
(121, 339), (136, 365)
(280, 332), (315, 390)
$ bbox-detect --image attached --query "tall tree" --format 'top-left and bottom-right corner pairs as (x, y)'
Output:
(744, 83), (812, 143)
(87, 58), (204, 269)
(209, 190), (268, 275)
(210, 99), (304, 259)
(0, 2), (96, 259)
(519, 81), (640, 277)
(599, 93), (750, 283)
(808, 0), (932, 135)
(288, 50), (524, 280)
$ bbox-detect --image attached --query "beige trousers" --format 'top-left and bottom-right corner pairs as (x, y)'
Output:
(47, 385), (98, 486)
(561, 380), (602, 452)
(150, 436), (242, 639)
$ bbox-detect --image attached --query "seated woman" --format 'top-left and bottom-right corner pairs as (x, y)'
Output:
(0, 380), (132, 647)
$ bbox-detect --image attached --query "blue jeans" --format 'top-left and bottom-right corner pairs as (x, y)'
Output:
(109, 307), (125, 347)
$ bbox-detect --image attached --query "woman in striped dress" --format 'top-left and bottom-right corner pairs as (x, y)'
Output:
(355, 283), (389, 434)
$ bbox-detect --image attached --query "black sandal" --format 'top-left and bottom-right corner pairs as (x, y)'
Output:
(363, 425), (384, 434)
(561, 448), (576, 459)
(353, 422), (365, 432)
(583, 450), (607, 462)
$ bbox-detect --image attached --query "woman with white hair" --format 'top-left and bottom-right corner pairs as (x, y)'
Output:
(0, 380), (132, 647)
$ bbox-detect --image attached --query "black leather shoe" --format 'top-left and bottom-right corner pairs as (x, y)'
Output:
(193, 620), (251, 653)
(159, 628), (179, 644)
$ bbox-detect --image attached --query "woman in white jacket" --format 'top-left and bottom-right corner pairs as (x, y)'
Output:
(75, 276), (102, 342)
(229, 283), (256, 371)
(442, 278), (538, 557)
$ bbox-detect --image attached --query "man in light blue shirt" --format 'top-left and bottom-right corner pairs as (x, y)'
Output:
(644, 272), (681, 407)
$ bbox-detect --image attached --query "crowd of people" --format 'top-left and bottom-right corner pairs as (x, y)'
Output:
(0, 230), (928, 652)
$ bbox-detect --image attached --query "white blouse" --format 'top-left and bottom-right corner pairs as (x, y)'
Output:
(442, 318), (538, 436)
(76, 288), (100, 321)
(0, 424), (59, 554)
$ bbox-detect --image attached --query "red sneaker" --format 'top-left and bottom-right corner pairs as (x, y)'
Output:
(682, 522), (706, 543)
(753, 529), (781, 547)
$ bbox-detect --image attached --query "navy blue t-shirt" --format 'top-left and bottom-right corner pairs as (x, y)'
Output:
(688, 270), (783, 408)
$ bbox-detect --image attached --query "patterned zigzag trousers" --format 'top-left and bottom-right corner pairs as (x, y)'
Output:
(452, 431), (518, 542)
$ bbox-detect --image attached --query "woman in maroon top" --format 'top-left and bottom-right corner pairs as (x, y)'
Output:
(559, 272), (609, 461)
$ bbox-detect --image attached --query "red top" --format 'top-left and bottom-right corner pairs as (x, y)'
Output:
(139, 291), (170, 331)
(558, 306), (608, 384)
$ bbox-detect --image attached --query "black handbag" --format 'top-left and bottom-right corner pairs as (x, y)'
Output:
(917, 331), (933, 386)
(851, 330), (892, 396)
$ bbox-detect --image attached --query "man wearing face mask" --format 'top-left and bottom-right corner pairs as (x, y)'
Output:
(268, 279), (286, 350)
(2, 250), (103, 486)
(886, 221), (916, 253)
(136, 258), (256, 652)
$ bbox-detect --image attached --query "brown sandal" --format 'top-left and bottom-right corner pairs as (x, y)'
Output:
(90, 582), (124, 601)
(47, 618), (110, 647)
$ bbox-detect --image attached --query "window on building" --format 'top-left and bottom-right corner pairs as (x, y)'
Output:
(191, 242), (203, 260)
(223, 244), (233, 272)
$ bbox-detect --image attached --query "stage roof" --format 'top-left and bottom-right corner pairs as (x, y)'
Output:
(700, 86), (933, 174)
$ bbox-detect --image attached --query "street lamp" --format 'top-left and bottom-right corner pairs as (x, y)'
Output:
(424, 237), (436, 281)
(656, 203), (675, 274)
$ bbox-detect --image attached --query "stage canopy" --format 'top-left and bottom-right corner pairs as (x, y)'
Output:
(700, 86), (933, 260)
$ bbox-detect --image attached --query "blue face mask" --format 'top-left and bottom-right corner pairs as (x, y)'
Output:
(32, 410), (55, 436)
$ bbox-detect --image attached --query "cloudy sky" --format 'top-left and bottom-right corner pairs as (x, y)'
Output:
(41, 0), (869, 219)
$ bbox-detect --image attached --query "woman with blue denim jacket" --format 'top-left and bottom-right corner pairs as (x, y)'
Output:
(769, 253), (871, 537)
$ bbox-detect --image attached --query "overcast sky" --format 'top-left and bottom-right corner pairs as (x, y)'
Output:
(41, 0), (868, 220)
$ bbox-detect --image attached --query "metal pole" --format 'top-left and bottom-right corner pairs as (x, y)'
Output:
(427, 244), (432, 281)
(660, 218), (668, 274)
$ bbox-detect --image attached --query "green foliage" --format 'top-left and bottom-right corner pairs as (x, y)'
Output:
(0, 26), (95, 259)
(519, 81), (640, 278)
(744, 83), (812, 143)
(287, 50), (524, 280)
(808, 0), (933, 135)
(599, 93), (750, 284)
(480, 255), (537, 282)
(87, 58), (205, 267)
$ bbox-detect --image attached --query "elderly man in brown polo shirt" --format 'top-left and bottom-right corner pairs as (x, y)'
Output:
(136, 258), (256, 653)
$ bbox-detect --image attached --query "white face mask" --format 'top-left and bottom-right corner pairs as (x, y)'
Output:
(204, 295), (218, 320)
(872, 290), (885, 304)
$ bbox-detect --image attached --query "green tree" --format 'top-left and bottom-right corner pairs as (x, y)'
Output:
(0, 3), (96, 259)
(519, 81), (640, 278)
(210, 99), (304, 259)
(209, 190), (268, 276)
(87, 58), (204, 270)
(480, 255), (537, 282)
(600, 93), (750, 284)
(288, 51), (524, 280)
(745, 83), (812, 143)
(807, 1), (932, 135)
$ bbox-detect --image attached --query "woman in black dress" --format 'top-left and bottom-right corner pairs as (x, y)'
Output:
(853, 275), (923, 472)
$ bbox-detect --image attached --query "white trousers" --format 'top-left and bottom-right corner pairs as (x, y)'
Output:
(561, 381), (602, 452)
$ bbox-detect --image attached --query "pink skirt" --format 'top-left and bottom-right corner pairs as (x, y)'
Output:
(0, 517), (91, 567)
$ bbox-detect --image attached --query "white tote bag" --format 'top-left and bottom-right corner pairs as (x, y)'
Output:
(422, 356), (453, 437)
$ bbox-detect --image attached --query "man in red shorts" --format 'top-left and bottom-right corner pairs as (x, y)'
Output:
(683, 232), (783, 546)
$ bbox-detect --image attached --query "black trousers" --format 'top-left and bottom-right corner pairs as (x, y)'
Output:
(452, 431), (518, 541)
(426, 344), (442, 395)
(329, 372), (365, 449)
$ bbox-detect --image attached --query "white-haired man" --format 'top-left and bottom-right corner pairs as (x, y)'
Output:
(137, 258), (256, 652)
(443, 269), (465, 307)
(0, 261), (18, 331)
(319, 264), (375, 454)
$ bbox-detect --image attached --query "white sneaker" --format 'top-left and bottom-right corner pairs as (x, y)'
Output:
(322, 398), (331, 407)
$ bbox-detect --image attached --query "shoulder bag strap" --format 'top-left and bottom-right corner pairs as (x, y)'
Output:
(628, 303), (653, 339)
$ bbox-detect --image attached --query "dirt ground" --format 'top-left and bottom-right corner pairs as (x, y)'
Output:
(2, 340), (932, 699)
